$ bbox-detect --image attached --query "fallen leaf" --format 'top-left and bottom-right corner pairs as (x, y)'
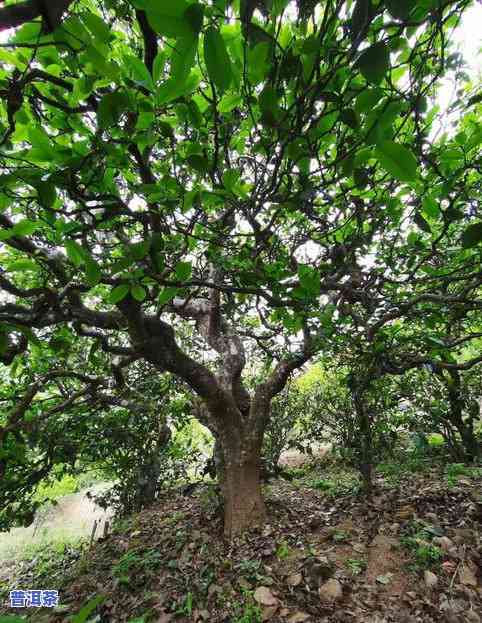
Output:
(376, 573), (394, 585)
(395, 506), (415, 520)
(459, 563), (477, 587)
(433, 536), (454, 552)
(442, 561), (457, 574)
(286, 573), (303, 587)
(424, 570), (438, 589)
(287, 612), (311, 622)
(261, 604), (279, 621)
(238, 576), (252, 590)
(319, 578), (342, 602)
(254, 586), (278, 607)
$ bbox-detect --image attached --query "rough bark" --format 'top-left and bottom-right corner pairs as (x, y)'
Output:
(215, 433), (266, 537)
(444, 369), (480, 461)
(223, 455), (266, 537)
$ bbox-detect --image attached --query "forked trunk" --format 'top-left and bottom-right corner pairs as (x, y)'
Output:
(222, 455), (266, 537)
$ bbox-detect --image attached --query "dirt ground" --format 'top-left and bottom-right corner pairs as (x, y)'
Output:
(1, 462), (480, 623)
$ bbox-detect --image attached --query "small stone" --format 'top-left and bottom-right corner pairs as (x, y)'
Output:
(466, 611), (481, 623)
(424, 570), (438, 589)
(319, 578), (343, 602)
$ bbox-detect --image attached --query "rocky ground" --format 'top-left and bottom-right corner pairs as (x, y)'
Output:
(0, 458), (481, 623)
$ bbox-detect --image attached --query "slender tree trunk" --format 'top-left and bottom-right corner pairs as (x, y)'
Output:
(353, 388), (373, 494)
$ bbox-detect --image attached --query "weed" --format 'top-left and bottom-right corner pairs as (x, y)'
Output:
(346, 558), (366, 575)
(312, 478), (333, 491)
(175, 591), (193, 617)
(400, 525), (443, 570)
(237, 559), (262, 577)
(164, 511), (185, 526)
(276, 540), (291, 559)
(309, 471), (360, 497)
(232, 589), (262, 623)
(377, 453), (429, 483)
(332, 530), (349, 543)
(112, 548), (163, 583)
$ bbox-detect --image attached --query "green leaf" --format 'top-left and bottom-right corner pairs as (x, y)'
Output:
(70, 596), (105, 623)
(186, 154), (209, 174)
(158, 287), (178, 305)
(203, 27), (232, 93)
(147, 1), (200, 38)
(222, 169), (241, 192)
(85, 257), (102, 286)
(152, 51), (165, 82)
(131, 284), (147, 302)
(351, 0), (373, 41)
(297, 265), (321, 296)
(65, 240), (85, 267)
(355, 42), (390, 84)
(159, 32), (198, 102)
(124, 54), (154, 91)
(97, 92), (130, 129)
(8, 259), (38, 272)
(355, 88), (383, 113)
(37, 181), (57, 208)
(108, 284), (130, 304)
(384, 0), (416, 21)
(175, 261), (192, 281)
(339, 108), (359, 130)
(422, 195), (440, 219)
(218, 93), (242, 113)
(247, 41), (270, 84)
(413, 212), (431, 233)
(82, 11), (111, 43)
(184, 3), (204, 34)
(375, 140), (418, 182)
(12, 219), (38, 237)
(259, 85), (280, 127)
(461, 222), (482, 248)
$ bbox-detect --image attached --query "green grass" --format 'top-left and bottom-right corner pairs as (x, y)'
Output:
(445, 462), (482, 487)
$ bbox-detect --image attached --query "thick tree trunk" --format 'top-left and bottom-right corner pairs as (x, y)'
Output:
(212, 428), (266, 538)
(221, 453), (266, 537)
(444, 370), (480, 461)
